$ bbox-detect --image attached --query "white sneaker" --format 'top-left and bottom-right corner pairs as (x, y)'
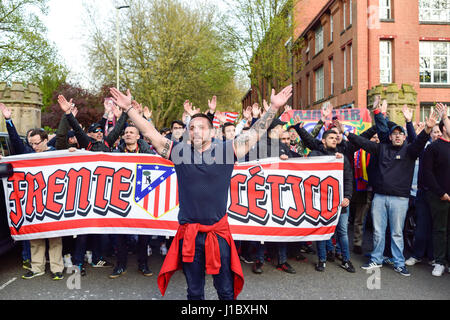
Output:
(405, 257), (421, 266)
(160, 244), (167, 256)
(147, 245), (152, 257)
(63, 254), (73, 268)
(432, 264), (445, 277)
(84, 251), (92, 264)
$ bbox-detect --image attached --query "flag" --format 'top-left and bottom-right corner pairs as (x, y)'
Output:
(213, 112), (240, 128)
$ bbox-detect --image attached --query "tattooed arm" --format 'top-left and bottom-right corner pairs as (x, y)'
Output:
(109, 88), (173, 159)
(234, 85), (293, 159)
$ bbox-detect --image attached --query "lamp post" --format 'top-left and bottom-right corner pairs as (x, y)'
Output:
(116, 5), (130, 89)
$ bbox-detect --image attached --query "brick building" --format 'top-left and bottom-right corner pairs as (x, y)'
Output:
(244, 0), (450, 121)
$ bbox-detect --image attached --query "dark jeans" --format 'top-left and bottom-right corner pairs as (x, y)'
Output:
(73, 234), (107, 266)
(411, 190), (433, 260)
(115, 234), (150, 269)
(181, 233), (234, 300)
(427, 191), (450, 265)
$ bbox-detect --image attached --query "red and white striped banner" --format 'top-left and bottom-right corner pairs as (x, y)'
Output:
(1, 151), (343, 242)
(213, 112), (239, 128)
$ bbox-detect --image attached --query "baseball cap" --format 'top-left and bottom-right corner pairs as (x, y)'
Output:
(389, 125), (405, 135)
(88, 123), (103, 133)
(268, 118), (287, 131)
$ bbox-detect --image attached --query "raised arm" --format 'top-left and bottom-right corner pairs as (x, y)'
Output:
(436, 103), (450, 134)
(233, 85), (292, 159)
(109, 88), (172, 159)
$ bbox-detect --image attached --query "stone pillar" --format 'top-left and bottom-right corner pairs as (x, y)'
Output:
(367, 83), (418, 127)
(0, 82), (42, 136)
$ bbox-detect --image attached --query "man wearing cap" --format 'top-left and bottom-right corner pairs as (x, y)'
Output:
(344, 106), (439, 276)
(57, 95), (128, 153)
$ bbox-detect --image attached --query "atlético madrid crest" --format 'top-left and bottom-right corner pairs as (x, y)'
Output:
(134, 164), (179, 219)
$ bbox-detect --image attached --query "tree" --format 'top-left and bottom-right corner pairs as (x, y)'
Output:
(220, 0), (298, 105)
(41, 82), (105, 130)
(84, 0), (241, 129)
(0, 0), (63, 82)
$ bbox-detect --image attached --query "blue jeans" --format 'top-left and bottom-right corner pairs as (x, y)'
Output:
(411, 190), (433, 260)
(317, 208), (350, 261)
(371, 193), (409, 268)
(254, 242), (288, 264)
(22, 240), (31, 261)
(73, 234), (107, 266)
(181, 233), (234, 300)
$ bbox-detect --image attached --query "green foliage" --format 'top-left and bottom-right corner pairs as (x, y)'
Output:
(0, 0), (64, 82)
(220, 0), (299, 104)
(84, 0), (242, 129)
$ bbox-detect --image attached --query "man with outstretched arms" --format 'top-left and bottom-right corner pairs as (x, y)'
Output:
(109, 85), (292, 300)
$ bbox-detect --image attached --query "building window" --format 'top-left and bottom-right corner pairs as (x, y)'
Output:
(343, 47), (347, 88)
(420, 41), (450, 84)
(330, 58), (334, 95)
(343, 1), (346, 29)
(315, 25), (324, 54)
(349, 45), (353, 86)
(349, 0), (352, 25)
(380, 40), (392, 84)
(330, 14), (334, 42)
(315, 66), (324, 102)
(307, 74), (311, 105)
(419, 0), (450, 23)
(380, 0), (392, 19)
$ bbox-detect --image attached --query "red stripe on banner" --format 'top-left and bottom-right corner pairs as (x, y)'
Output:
(235, 162), (343, 171)
(154, 185), (160, 218)
(165, 176), (171, 213)
(143, 194), (149, 211)
(10, 218), (180, 235)
(8, 154), (174, 169)
(230, 225), (336, 237)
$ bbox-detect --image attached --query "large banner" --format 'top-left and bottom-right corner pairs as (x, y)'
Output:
(1, 151), (344, 242)
(280, 108), (373, 137)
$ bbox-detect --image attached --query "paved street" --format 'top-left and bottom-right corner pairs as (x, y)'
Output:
(0, 229), (449, 301)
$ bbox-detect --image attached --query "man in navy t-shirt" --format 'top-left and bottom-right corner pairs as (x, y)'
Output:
(110, 86), (293, 300)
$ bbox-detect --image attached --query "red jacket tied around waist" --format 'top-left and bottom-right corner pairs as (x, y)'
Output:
(157, 215), (244, 299)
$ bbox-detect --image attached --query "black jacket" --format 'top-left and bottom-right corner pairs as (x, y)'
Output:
(309, 148), (353, 200)
(66, 112), (128, 152)
(114, 139), (156, 155)
(422, 138), (450, 198)
(346, 130), (430, 198)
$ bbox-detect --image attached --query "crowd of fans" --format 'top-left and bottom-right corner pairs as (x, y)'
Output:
(0, 90), (448, 282)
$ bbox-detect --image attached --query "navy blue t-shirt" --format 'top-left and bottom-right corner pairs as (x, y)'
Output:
(169, 140), (237, 226)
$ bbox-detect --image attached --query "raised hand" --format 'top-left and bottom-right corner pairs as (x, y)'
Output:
(243, 106), (252, 121)
(57, 95), (74, 114)
(208, 96), (217, 114)
(109, 88), (132, 110)
(143, 106), (152, 119)
(333, 119), (345, 133)
(132, 100), (143, 115)
(372, 95), (381, 110)
(251, 103), (261, 118)
(111, 104), (123, 119)
(425, 109), (439, 131)
(435, 103), (448, 119)
(321, 101), (333, 122)
(0, 103), (12, 119)
(263, 99), (270, 112)
(270, 85), (293, 110)
(216, 111), (227, 124)
(381, 99), (388, 114)
(402, 104), (413, 122)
